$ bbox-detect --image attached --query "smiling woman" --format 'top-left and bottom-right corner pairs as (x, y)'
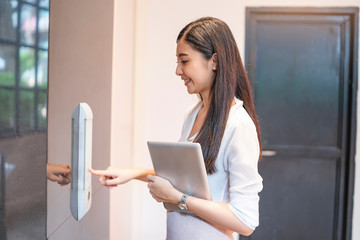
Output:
(90, 17), (263, 240)
(176, 39), (216, 98)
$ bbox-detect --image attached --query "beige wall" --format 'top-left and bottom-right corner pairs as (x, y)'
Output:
(109, 0), (135, 239)
(125, 0), (360, 239)
(47, 0), (114, 239)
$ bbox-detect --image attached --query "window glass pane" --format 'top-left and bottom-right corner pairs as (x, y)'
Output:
(39, 0), (49, 9)
(22, 0), (36, 5)
(20, 4), (36, 46)
(19, 90), (34, 133)
(37, 90), (47, 129)
(37, 50), (47, 88)
(38, 10), (49, 49)
(0, 0), (18, 41)
(0, 43), (16, 86)
(0, 89), (15, 136)
(19, 46), (35, 88)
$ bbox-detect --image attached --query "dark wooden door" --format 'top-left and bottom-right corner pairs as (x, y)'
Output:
(243, 8), (358, 240)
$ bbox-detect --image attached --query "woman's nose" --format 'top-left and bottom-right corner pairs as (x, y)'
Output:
(175, 64), (182, 76)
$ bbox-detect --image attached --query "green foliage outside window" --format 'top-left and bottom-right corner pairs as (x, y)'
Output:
(0, 72), (15, 86)
(0, 89), (15, 133)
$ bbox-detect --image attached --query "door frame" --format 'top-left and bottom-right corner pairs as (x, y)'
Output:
(245, 7), (358, 240)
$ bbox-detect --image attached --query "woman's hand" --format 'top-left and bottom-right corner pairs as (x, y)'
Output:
(47, 163), (71, 186)
(89, 167), (138, 187)
(89, 167), (155, 187)
(147, 175), (183, 204)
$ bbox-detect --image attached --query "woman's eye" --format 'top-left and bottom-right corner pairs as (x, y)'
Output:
(176, 60), (188, 64)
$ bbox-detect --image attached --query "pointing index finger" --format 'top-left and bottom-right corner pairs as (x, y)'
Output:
(89, 168), (109, 176)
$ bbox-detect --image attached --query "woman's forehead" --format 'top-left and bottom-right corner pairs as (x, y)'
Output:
(176, 40), (194, 57)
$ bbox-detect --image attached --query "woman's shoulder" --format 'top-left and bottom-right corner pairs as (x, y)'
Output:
(227, 99), (256, 130)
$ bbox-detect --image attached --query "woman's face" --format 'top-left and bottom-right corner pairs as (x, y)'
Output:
(176, 39), (216, 99)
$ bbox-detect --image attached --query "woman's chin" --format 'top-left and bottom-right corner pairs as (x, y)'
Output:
(186, 86), (197, 95)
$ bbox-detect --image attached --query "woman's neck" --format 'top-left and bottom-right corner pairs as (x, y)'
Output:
(200, 93), (210, 112)
(201, 93), (236, 111)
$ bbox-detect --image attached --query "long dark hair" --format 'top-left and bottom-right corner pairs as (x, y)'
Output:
(177, 17), (261, 174)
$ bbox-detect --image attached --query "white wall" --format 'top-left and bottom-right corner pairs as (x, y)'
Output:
(123, 0), (360, 239)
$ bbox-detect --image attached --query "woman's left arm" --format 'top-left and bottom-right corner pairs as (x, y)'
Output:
(187, 196), (254, 236)
(147, 176), (254, 236)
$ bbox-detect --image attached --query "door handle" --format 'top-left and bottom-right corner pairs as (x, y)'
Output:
(262, 150), (277, 157)
(70, 103), (93, 221)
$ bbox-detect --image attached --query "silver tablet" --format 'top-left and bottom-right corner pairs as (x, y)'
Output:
(147, 141), (212, 213)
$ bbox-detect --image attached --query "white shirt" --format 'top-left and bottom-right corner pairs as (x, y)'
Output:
(178, 97), (263, 230)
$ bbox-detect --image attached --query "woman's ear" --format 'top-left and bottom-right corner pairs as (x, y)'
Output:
(211, 53), (218, 71)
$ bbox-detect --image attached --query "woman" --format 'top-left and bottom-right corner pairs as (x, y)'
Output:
(90, 17), (263, 239)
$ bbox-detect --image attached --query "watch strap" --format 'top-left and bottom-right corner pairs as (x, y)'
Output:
(180, 193), (189, 204)
(178, 193), (189, 210)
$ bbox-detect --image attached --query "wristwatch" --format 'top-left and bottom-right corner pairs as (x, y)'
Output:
(178, 193), (189, 210)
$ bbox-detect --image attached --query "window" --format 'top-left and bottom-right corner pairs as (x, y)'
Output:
(0, 0), (49, 138)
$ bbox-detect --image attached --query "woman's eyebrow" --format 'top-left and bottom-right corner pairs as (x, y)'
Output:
(177, 53), (188, 57)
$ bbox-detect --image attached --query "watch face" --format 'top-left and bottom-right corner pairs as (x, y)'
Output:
(178, 203), (187, 210)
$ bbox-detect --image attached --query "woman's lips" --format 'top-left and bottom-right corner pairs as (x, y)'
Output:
(184, 79), (190, 86)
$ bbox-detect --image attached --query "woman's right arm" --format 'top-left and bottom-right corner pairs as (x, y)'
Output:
(89, 167), (155, 187)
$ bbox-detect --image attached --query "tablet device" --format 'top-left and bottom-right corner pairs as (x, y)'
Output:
(147, 141), (212, 213)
